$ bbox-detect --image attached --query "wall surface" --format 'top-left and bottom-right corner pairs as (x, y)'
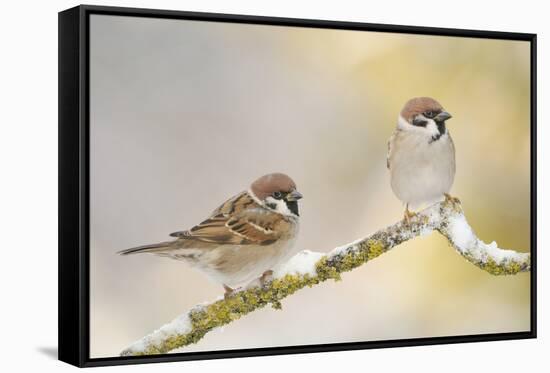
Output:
(0, 0), (547, 372)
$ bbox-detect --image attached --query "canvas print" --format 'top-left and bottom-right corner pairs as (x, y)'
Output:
(88, 14), (532, 358)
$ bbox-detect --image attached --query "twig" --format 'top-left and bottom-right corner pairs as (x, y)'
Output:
(120, 198), (530, 356)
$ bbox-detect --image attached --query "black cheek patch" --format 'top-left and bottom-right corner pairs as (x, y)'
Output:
(412, 117), (428, 127)
(435, 121), (447, 135)
(285, 201), (299, 216)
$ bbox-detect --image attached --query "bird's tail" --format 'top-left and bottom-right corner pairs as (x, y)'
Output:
(118, 241), (175, 256)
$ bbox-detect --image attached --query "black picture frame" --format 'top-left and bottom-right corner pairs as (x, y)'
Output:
(58, 4), (537, 368)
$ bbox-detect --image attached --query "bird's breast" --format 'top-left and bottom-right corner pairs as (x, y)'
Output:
(389, 133), (455, 207)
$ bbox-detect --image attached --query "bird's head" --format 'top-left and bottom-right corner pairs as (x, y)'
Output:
(398, 97), (452, 142)
(249, 173), (303, 217)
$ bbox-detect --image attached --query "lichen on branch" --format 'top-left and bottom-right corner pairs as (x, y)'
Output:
(120, 198), (530, 356)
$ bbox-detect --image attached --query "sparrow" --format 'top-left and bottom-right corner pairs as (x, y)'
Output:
(387, 97), (456, 222)
(118, 173), (303, 296)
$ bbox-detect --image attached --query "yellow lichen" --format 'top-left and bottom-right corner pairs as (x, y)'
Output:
(480, 258), (528, 276)
(366, 240), (386, 260)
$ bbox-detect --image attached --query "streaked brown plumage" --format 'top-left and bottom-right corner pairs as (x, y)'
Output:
(168, 191), (294, 246)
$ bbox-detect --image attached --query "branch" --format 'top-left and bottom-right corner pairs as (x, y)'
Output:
(120, 198), (530, 356)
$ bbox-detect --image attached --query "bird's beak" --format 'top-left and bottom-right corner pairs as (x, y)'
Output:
(286, 190), (303, 201)
(434, 111), (452, 122)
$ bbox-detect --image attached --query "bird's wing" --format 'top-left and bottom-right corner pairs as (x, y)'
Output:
(211, 190), (256, 216)
(449, 133), (456, 175)
(170, 192), (289, 246)
(169, 191), (252, 238)
(387, 133), (395, 169)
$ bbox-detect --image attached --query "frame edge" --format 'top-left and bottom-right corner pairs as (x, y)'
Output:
(59, 4), (537, 367)
(58, 5), (85, 368)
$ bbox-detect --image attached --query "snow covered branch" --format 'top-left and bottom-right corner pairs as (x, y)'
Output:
(120, 198), (530, 356)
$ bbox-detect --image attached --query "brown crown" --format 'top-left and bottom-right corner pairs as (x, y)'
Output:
(250, 173), (297, 200)
(400, 97), (444, 122)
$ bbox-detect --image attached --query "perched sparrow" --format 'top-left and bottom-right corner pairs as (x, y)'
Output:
(119, 173), (303, 296)
(387, 97), (456, 221)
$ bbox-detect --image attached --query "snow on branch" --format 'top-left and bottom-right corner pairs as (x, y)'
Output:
(120, 198), (530, 356)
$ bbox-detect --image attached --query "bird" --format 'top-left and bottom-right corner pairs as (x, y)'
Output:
(387, 97), (457, 222)
(118, 173), (303, 297)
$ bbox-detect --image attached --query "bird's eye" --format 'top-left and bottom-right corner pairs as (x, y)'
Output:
(272, 191), (283, 199)
(424, 111), (434, 118)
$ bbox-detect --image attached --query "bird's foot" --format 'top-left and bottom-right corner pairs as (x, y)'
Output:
(260, 270), (274, 287)
(444, 193), (461, 205)
(223, 284), (235, 299)
(403, 208), (417, 225)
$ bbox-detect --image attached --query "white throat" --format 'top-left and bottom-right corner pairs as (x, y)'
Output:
(247, 189), (298, 218)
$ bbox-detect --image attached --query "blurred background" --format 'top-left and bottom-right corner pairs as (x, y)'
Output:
(89, 14), (531, 358)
